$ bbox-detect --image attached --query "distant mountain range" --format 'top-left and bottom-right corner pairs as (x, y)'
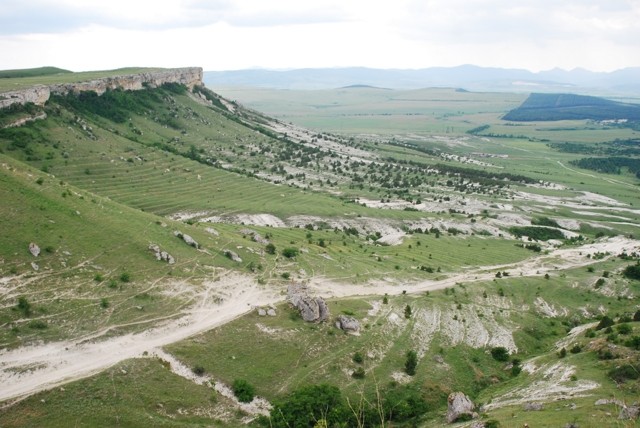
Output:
(204, 65), (640, 95)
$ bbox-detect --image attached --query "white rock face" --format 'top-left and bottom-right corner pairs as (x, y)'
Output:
(0, 68), (203, 110)
(0, 86), (50, 109)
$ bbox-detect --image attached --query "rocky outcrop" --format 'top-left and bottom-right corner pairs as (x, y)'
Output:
(287, 284), (329, 323)
(523, 402), (543, 411)
(446, 392), (476, 423)
(0, 86), (50, 109)
(335, 315), (360, 333)
(224, 250), (242, 262)
(28, 242), (40, 257)
(49, 68), (202, 96)
(148, 244), (175, 264)
(0, 68), (202, 110)
(619, 404), (639, 420)
(174, 231), (199, 249)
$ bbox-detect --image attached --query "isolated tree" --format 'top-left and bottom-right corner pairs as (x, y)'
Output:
(404, 304), (412, 319)
(405, 350), (418, 375)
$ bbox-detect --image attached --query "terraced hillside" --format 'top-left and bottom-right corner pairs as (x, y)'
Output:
(0, 69), (639, 427)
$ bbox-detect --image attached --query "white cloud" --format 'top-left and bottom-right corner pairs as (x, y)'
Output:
(0, 0), (638, 72)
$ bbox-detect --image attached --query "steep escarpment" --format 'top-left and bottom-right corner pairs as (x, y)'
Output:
(0, 67), (202, 110)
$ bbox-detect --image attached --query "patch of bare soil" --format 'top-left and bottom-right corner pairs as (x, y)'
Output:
(484, 362), (599, 410)
(0, 274), (279, 402)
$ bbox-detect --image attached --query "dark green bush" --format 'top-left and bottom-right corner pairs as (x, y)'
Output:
(232, 379), (255, 403)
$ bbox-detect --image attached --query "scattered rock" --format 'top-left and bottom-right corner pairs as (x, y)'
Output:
(469, 422), (486, 428)
(619, 404), (640, 420)
(257, 308), (267, 317)
(31, 262), (39, 271)
(434, 354), (445, 364)
(446, 392), (475, 423)
(28, 242), (40, 257)
(148, 244), (175, 264)
(595, 398), (625, 407)
(287, 284), (329, 323)
(523, 402), (544, 411)
(205, 227), (219, 236)
(267, 308), (276, 317)
(174, 231), (199, 249)
(224, 250), (242, 262)
(335, 315), (360, 333)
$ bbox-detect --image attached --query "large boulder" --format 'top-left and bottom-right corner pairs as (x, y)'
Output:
(287, 284), (329, 323)
(174, 231), (199, 249)
(446, 392), (475, 423)
(336, 315), (360, 333)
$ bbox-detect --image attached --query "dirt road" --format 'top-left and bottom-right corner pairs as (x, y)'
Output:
(0, 237), (637, 403)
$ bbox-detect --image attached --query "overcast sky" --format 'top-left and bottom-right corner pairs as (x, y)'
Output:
(1, 0), (639, 72)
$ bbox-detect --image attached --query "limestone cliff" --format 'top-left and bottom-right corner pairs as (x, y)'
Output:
(0, 67), (203, 110)
(0, 85), (50, 109)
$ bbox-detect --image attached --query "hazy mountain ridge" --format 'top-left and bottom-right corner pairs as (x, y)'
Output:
(205, 65), (640, 94)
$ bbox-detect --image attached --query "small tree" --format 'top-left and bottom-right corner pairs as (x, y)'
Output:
(282, 247), (299, 259)
(404, 305), (412, 319)
(232, 379), (255, 403)
(405, 350), (418, 375)
(596, 315), (615, 331)
(490, 346), (509, 362)
(265, 243), (276, 255)
(17, 296), (31, 317)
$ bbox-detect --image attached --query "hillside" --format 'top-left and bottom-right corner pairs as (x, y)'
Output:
(0, 68), (639, 427)
(503, 93), (640, 121)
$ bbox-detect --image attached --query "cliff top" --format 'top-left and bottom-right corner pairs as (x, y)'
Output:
(0, 67), (167, 92)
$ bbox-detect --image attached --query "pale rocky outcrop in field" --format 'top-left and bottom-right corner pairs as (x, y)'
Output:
(287, 284), (329, 322)
(148, 244), (175, 264)
(174, 231), (199, 249)
(446, 391), (476, 423)
(28, 242), (40, 257)
(335, 314), (360, 333)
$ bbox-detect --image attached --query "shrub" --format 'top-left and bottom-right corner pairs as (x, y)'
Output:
(351, 367), (365, 379)
(268, 384), (345, 428)
(617, 323), (632, 335)
(624, 336), (640, 350)
(622, 263), (640, 280)
(596, 315), (615, 331)
(353, 351), (364, 364)
(265, 243), (276, 255)
(608, 364), (640, 383)
(232, 379), (255, 403)
(100, 298), (109, 309)
(282, 247), (299, 259)
(570, 344), (582, 354)
(28, 320), (47, 329)
(490, 346), (510, 362)
(405, 350), (418, 375)
(192, 365), (206, 376)
(17, 296), (31, 317)
(119, 272), (131, 283)
(634, 310), (640, 322)
(94, 273), (103, 282)
(404, 305), (412, 319)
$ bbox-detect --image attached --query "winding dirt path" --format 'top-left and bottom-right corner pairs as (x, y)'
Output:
(0, 237), (638, 404)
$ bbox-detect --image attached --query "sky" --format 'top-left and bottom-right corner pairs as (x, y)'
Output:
(1, 0), (639, 72)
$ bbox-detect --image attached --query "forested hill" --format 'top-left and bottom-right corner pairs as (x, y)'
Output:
(503, 93), (640, 121)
